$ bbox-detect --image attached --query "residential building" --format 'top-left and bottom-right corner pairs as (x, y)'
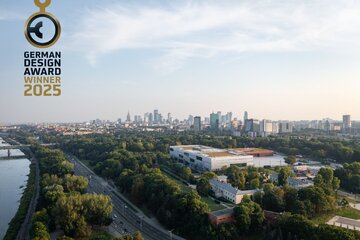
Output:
(209, 178), (259, 204)
(260, 119), (274, 136)
(279, 121), (293, 133)
(343, 114), (351, 133)
(272, 122), (279, 134)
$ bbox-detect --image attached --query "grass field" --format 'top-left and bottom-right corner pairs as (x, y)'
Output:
(336, 207), (360, 219)
(201, 196), (227, 212)
(310, 206), (360, 225)
(310, 213), (334, 225)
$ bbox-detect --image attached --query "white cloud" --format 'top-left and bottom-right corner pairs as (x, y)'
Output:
(0, 9), (24, 21)
(69, 0), (360, 72)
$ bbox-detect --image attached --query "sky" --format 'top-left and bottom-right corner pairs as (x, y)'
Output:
(1, 0), (360, 124)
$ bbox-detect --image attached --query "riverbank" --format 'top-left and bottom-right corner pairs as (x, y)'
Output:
(3, 160), (36, 240)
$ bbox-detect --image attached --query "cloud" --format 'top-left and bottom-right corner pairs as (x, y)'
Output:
(69, 0), (360, 72)
(0, 9), (24, 21)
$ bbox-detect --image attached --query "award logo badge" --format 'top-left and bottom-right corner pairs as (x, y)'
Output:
(24, 0), (61, 48)
(23, 0), (62, 97)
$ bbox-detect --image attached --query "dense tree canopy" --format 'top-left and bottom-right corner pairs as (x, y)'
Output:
(335, 162), (360, 193)
(30, 131), (360, 239)
(233, 197), (265, 233)
(31, 145), (113, 238)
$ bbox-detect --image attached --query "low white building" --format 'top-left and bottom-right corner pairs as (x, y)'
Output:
(169, 145), (254, 171)
(209, 178), (259, 204)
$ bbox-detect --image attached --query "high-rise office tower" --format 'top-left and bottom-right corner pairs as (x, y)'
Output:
(260, 119), (273, 136)
(342, 114), (351, 133)
(126, 111), (131, 122)
(226, 112), (233, 124)
(194, 116), (201, 132)
(210, 112), (219, 130)
(188, 115), (194, 126)
(204, 117), (210, 125)
(245, 118), (259, 133)
(167, 113), (172, 124)
(244, 111), (248, 123)
(148, 113), (153, 124)
(134, 115), (142, 123)
(154, 109), (159, 123)
(143, 113), (149, 123)
(217, 111), (222, 124)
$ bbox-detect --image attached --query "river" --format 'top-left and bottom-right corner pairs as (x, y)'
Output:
(0, 138), (30, 239)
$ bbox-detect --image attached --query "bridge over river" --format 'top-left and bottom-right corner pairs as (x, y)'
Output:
(0, 143), (56, 160)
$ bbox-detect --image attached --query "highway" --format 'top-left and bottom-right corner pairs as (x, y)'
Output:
(65, 153), (185, 240)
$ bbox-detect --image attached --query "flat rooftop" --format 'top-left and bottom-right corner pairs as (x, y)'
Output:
(229, 148), (274, 156)
(204, 151), (239, 157)
(172, 145), (272, 158)
(209, 208), (234, 216)
(173, 145), (251, 158)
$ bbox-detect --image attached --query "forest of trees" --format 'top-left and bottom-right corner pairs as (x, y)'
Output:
(60, 142), (216, 238)
(265, 213), (360, 240)
(38, 131), (358, 239)
(335, 162), (360, 193)
(57, 135), (269, 239)
(31, 145), (113, 239)
(253, 167), (339, 217)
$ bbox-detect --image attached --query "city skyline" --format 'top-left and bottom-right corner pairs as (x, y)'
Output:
(1, 0), (360, 123)
(1, 109), (356, 125)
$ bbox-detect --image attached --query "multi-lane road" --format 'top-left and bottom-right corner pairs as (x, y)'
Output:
(66, 153), (185, 240)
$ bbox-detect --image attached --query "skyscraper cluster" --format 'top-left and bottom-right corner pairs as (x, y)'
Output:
(111, 110), (359, 136)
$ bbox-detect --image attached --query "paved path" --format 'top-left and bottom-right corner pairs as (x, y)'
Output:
(327, 216), (360, 231)
(16, 150), (40, 240)
(338, 190), (360, 202)
(350, 203), (360, 211)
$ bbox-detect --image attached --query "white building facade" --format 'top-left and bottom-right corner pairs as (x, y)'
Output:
(169, 145), (254, 171)
(209, 179), (259, 204)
